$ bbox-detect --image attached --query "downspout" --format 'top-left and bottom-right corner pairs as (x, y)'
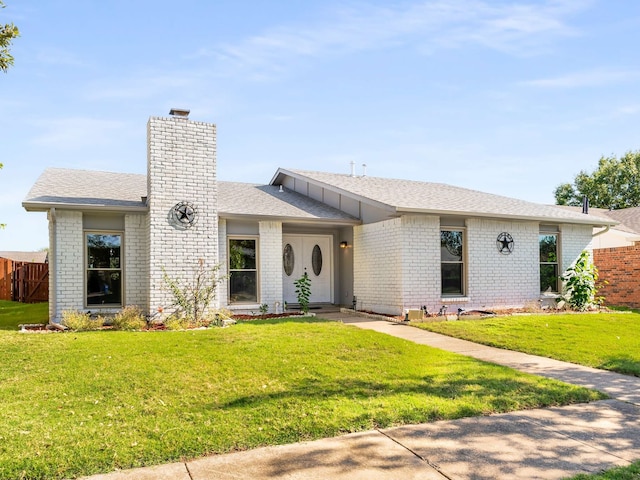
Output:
(49, 208), (57, 324)
(592, 225), (610, 238)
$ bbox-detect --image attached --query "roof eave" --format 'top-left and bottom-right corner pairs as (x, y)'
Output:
(395, 207), (618, 227)
(271, 168), (396, 214)
(22, 201), (148, 213)
(219, 212), (361, 226)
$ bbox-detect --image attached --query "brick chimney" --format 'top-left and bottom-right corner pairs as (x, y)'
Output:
(146, 110), (218, 314)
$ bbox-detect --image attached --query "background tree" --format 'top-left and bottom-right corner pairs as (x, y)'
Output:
(0, 0), (18, 228)
(554, 151), (640, 209)
(0, 0), (20, 72)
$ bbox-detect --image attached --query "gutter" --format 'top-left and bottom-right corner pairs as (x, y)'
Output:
(395, 207), (616, 227)
(22, 201), (148, 213)
(592, 225), (611, 238)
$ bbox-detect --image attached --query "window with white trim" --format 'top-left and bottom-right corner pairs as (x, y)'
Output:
(441, 229), (464, 296)
(539, 232), (559, 292)
(228, 238), (258, 303)
(86, 233), (123, 306)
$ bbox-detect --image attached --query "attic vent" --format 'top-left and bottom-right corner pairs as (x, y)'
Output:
(169, 108), (190, 118)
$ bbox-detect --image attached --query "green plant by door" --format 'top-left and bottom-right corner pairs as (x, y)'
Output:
(294, 271), (312, 314)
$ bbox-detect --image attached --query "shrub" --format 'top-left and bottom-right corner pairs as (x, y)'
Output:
(162, 259), (225, 324)
(294, 272), (312, 314)
(562, 250), (600, 311)
(164, 316), (190, 331)
(112, 306), (147, 331)
(206, 308), (235, 327)
(61, 310), (104, 331)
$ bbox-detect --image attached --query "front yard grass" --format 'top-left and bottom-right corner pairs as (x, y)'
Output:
(566, 461), (640, 479)
(413, 312), (640, 376)
(0, 300), (48, 330)
(0, 318), (603, 480)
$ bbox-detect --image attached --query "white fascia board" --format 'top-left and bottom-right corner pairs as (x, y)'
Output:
(395, 207), (618, 227)
(219, 212), (361, 226)
(270, 168), (396, 214)
(22, 201), (148, 214)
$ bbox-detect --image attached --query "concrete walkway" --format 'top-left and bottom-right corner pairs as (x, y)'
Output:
(82, 313), (640, 480)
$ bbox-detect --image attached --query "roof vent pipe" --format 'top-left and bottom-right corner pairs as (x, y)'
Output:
(362, 164), (367, 177)
(350, 161), (356, 177)
(582, 195), (589, 214)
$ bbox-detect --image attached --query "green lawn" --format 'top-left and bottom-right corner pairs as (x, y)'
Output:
(566, 461), (640, 479)
(413, 312), (640, 376)
(0, 318), (603, 480)
(0, 300), (48, 330)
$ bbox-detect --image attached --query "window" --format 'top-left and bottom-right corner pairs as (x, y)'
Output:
(539, 233), (559, 292)
(441, 229), (464, 295)
(229, 238), (258, 303)
(86, 233), (122, 306)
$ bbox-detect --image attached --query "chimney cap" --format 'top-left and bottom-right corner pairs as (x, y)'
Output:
(169, 108), (190, 117)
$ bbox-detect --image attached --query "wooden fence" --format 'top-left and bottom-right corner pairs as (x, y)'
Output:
(0, 258), (49, 303)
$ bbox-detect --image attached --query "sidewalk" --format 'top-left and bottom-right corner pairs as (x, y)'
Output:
(81, 313), (640, 480)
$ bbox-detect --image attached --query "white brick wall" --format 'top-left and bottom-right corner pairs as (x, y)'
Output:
(259, 221), (283, 311)
(147, 115), (219, 315)
(399, 215), (441, 311)
(466, 218), (539, 310)
(124, 213), (149, 311)
(560, 223), (594, 274)
(51, 210), (84, 322)
(353, 218), (404, 315)
(353, 215), (597, 315)
(216, 218), (227, 309)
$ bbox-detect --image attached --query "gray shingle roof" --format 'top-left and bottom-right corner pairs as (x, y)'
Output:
(276, 169), (616, 226)
(217, 182), (358, 223)
(602, 207), (640, 234)
(22, 168), (358, 223)
(555, 206), (637, 234)
(23, 168), (148, 211)
(0, 251), (48, 263)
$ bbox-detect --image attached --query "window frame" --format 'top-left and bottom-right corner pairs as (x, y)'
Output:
(440, 227), (466, 297)
(84, 230), (124, 308)
(539, 230), (560, 293)
(227, 236), (260, 305)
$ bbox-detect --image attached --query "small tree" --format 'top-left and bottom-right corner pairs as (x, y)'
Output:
(562, 250), (600, 311)
(162, 259), (224, 325)
(294, 271), (312, 314)
(0, 1), (20, 73)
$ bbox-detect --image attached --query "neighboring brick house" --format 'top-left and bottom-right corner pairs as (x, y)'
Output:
(23, 110), (616, 322)
(582, 206), (640, 309)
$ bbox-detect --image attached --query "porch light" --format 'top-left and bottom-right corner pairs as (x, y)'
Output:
(340, 241), (348, 249)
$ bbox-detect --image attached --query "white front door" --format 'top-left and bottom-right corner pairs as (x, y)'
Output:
(283, 235), (333, 304)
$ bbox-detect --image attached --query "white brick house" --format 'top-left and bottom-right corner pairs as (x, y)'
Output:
(23, 111), (616, 322)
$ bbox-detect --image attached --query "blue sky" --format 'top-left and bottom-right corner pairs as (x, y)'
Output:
(2, 0), (640, 251)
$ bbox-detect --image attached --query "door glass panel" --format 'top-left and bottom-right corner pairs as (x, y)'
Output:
(283, 243), (294, 276)
(312, 244), (322, 276)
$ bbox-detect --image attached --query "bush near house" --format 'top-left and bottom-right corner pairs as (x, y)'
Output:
(0, 319), (602, 480)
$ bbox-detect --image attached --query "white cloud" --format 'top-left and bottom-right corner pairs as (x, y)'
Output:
(521, 69), (640, 88)
(84, 72), (199, 101)
(198, 0), (588, 79)
(34, 47), (88, 67)
(31, 117), (127, 149)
